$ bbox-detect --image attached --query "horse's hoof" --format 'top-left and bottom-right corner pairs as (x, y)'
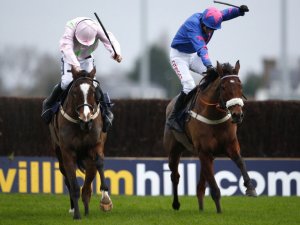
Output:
(198, 206), (204, 212)
(73, 214), (81, 220)
(100, 201), (113, 212)
(246, 188), (257, 197)
(100, 190), (113, 212)
(172, 202), (180, 210)
(69, 208), (74, 214)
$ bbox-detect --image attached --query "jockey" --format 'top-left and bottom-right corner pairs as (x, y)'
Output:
(167, 5), (249, 132)
(41, 17), (122, 132)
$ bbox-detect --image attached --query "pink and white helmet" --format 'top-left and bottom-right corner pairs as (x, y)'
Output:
(75, 19), (98, 46)
(202, 7), (223, 30)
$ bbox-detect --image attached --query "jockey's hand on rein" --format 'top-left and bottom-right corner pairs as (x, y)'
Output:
(206, 66), (218, 77)
(239, 5), (249, 13)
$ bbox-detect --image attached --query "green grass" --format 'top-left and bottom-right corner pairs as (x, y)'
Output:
(0, 194), (299, 225)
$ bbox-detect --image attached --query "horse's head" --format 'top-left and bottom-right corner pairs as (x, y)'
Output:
(216, 60), (244, 124)
(66, 66), (100, 131)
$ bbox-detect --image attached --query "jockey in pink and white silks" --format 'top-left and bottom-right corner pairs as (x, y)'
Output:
(167, 6), (249, 132)
(41, 17), (122, 131)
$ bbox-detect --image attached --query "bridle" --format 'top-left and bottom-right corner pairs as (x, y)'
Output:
(60, 77), (100, 124)
(189, 74), (244, 125)
(218, 75), (244, 111)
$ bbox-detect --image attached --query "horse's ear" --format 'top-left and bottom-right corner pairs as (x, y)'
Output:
(234, 60), (240, 75)
(89, 67), (96, 79)
(71, 66), (81, 80)
(216, 61), (223, 76)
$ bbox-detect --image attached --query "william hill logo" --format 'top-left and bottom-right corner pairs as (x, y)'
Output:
(0, 157), (299, 196)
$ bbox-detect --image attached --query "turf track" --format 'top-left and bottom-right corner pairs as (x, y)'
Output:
(0, 194), (299, 225)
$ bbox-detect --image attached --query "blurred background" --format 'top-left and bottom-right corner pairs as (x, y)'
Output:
(0, 0), (299, 100)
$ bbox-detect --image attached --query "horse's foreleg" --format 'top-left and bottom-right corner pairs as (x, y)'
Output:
(95, 153), (112, 211)
(200, 155), (221, 213)
(94, 134), (113, 212)
(197, 168), (206, 211)
(64, 177), (75, 213)
(62, 152), (81, 220)
(82, 159), (97, 216)
(232, 155), (257, 197)
(55, 148), (75, 214)
(169, 148), (182, 210)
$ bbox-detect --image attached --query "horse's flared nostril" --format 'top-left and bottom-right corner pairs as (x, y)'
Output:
(241, 112), (244, 119)
(231, 112), (243, 124)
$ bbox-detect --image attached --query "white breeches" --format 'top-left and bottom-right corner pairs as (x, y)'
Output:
(60, 56), (95, 90)
(170, 48), (206, 94)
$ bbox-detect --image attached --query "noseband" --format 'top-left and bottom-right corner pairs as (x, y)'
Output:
(218, 75), (244, 110)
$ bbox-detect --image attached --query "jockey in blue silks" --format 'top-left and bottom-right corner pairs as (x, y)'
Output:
(167, 5), (249, 132)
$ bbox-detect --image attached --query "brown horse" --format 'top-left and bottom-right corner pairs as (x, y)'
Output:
(164, 61), (257, 213)
(49, 67), (112, 219)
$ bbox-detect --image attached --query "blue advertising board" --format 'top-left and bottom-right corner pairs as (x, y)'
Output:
(0, 157), (299, 196)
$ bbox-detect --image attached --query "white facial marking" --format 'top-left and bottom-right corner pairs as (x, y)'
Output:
(230, 79), (235, 83)
(80, 83), (91, 120)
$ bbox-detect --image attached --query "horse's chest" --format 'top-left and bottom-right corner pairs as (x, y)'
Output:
(195, 133), (235, 154)
(73, 134), (98, 147)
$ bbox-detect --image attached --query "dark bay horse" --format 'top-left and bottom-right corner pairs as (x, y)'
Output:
(49, 67), (112, 219)
(164, 61), (257, 213)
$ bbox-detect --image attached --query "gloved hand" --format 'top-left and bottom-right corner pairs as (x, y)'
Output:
(206, 65), (218, 76)
(113, 54), (122, 63)
(239, 5), (249, 13)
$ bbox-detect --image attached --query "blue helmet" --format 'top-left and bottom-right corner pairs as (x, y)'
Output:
(202, 7), (223, 30)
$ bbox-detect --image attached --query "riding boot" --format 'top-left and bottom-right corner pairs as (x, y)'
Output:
(41, 83), (63, 124)
(167, 91), (187, 132)
(95, 86), (114, 133)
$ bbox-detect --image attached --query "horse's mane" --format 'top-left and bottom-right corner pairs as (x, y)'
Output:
(219, 63), (234, 78)
(199, 69), (219, 91)
(199, 62), (234, 91)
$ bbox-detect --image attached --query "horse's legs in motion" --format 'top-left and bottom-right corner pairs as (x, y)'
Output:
(55, 147), (74, 213)
(61, 151), (81, 219)
(230, 153), (257, 196)
(94, 134), (113, 211)
(95, 154), (112, 211)
(64, 177), (74, 213)
(169, 148), (182, 210)
(200, 154), (222, 213)
(197, 162), (206, 211)
(81, 158), (97, 216)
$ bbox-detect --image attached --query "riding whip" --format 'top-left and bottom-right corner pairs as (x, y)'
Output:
(94, 12), (117, 56)
(213, 1), (240, 9)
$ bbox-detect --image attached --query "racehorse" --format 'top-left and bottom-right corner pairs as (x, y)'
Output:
(163, 61), (257, 213)
(49, 67), (112, 219)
